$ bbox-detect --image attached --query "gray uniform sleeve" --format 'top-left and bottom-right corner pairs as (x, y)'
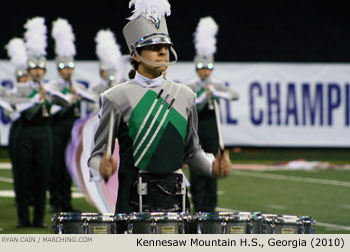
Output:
(9, 89), (41, 113)
(211, 83), (239, 100)
(88, 94), (120, 180)
(40, 83), (69, 106)
(183, 94), (214, 177)
(75, 83), (98, 103)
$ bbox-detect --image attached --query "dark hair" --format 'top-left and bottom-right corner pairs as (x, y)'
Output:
(130, 47), (143, 70)
(130, 58), (139, 70)
(128, 69), (136, 79)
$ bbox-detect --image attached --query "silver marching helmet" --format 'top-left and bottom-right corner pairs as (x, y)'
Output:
(24, 17), (48, 71)
(123, 12), (177, 66)
(97, 61), (118, 85)
(105, 69), (117, 83)
(27, 55), (46, 70)
(15, 66), (28, 78)
(193, 16), (218, 71)
(5, 37), (29, 79)
(56, 56), (75, 69)
(194, 55), (214, 70)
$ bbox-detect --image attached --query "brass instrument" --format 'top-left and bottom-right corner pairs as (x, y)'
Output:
(39, 83), (49, 117)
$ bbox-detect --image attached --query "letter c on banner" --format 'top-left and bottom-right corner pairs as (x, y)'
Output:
(250, 82), (263, 125)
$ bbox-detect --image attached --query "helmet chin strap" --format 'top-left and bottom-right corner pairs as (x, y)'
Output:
(134, 46), (178, 67)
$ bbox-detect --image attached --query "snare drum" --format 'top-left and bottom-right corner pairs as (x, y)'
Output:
(195, 212), (253, 234)
(127, 212), (190, 234)
(51, 213), (116, 234)
(261, 214), (303, 234)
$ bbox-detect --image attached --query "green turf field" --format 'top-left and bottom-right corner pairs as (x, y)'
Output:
(0, 147), (349, 234)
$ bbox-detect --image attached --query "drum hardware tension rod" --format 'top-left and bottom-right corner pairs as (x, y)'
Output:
(83, 220), (88, 234)
(58, 224), (63, 234)
(180, 181), (186, 212)
(127, 223), (134, 234)
(151, 221), (156, 234)
(221, 221), (227, 234)
(138, 177), (147, 212)
(271, 223), (276, 234)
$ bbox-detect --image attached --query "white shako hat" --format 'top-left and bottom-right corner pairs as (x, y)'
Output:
(193, 16), (218, 70)
(95, 29), (123, 82)
(24, 17), (47, 70)
(52, 18), (76, 69)
(122, 0), (177, 66)
(5, 38), (28, 79)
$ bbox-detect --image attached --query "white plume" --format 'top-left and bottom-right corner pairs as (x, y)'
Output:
(95, 29), (122, 70)
(52, 18), (76, 57)
(5, 38), (28, 68)
(194, 16), (219, 56)
(24, 17), (47, 57)
(128, 0), (171, 21)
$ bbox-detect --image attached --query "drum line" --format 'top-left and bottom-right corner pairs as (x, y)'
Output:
(51, 211), (316, 234)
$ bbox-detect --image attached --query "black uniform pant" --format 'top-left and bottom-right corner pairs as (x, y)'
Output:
(190, 111), (219, 213)
(49, 118), (75, 210)
(14, 122), (52, 225)
(9, 119), (20, 203)
(189, 170), (217, 212)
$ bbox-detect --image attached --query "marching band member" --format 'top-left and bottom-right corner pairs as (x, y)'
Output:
(91, 29), (126, 98)
(4, 37), (33, 208)
(47, 18), (94, 213)
(186, 17), (239, 213)
(12, 17), (69, 228)
(88, 0), (232, 214)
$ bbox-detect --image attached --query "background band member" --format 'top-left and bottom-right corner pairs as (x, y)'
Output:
(12, 17), (69, 228)
(47, 18), (88, 213)
(187, 17), (239, 213)
(90, 29), (126, 99)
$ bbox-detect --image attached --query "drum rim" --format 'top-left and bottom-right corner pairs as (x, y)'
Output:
(128, 212), (187, 221)
(54, 213), (115, 222)
(195, 211), (252, 221)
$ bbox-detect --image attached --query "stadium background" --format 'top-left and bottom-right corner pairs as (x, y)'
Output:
(0, 0), (349, 234)
(1, 0), (350, 62)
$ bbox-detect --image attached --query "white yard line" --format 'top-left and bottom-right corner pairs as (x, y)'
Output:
(316, 222), (350, 231)
(231, 170), (350, 187)
(0, 190), (84, 198)
(0, 177), (13, 183)
(0, 163), (11, 170)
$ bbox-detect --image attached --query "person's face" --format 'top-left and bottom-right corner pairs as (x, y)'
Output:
(100, 70), (107, 80)
(133, 44), (170, 75)
(17, 74), (30, 83)
(59, 67), (73, 81)
(28, 68), (45, 82)
(197, 68), (212, 81)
